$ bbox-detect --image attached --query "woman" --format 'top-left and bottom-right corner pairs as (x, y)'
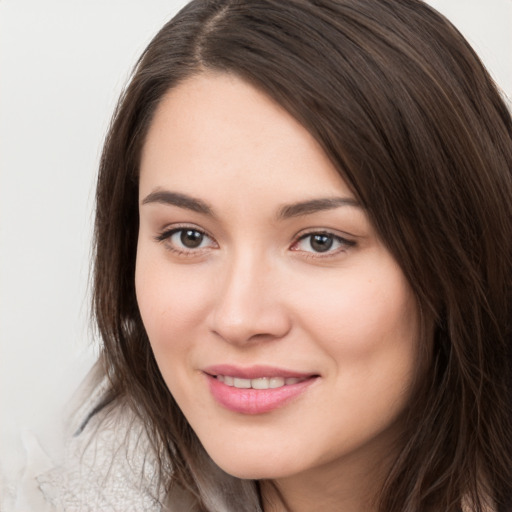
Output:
(37, 0), (512, 510)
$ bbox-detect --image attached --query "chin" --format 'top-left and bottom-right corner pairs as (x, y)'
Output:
(204, 446), (302, 481)
(217, 462), (289, 481)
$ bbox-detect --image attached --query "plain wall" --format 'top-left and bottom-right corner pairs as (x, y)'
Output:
(1, 0), (511, 493)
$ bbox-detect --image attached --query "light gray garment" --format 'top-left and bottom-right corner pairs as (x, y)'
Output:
(30, 368), (198, 512)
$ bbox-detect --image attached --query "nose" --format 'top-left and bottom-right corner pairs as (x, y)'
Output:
(208, 250), (292, 346)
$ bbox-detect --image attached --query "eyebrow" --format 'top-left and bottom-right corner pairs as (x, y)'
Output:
(277, 197), (361, 219)
(142, 190), (214, 216)
(141, 189), (361, 219)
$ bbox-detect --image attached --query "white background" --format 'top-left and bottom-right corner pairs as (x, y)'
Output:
(1, 0), (511, 495)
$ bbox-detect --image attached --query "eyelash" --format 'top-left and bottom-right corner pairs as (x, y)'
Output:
(291, 231), (356, 257)
(155, 225), (216, 256)
(155, 226), (356, 258)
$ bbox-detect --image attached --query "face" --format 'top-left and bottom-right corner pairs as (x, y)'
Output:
(136, 73), (421, 486)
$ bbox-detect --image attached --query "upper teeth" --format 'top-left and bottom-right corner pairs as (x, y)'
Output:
(216, 375), (304, 389)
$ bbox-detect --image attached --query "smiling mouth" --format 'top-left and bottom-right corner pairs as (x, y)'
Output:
(206, 370), (318, 414)
(215, 375), (309, 390)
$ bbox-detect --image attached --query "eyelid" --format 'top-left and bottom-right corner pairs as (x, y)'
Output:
(290, 229), (356, 256)
(296, 226), (358, 242)
(155, 223), (218, 254)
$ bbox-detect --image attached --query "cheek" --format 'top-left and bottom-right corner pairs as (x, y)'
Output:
(299, 271), (416, 347)
(294, 259), (420, 396)
(296, 269), (420, 448)
(134, 247), (210, 354)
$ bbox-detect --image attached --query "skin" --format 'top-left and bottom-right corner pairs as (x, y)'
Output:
(136, 72), (422, 512)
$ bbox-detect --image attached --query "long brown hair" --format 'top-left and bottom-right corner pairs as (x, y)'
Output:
(93, 1), (512, 510)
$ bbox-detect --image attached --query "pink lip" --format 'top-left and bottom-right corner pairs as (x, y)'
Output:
(203, 364), (313, 380)
(203, 365), (318, 415)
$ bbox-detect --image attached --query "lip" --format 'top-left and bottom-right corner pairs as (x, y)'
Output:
(203, 364), (314, 380)
(203, 365), (318, 415)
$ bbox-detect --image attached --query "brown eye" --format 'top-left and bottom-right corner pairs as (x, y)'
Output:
(180, 229), (204, 248)
(156, 226), (216, 254)
(292, 231), (356, 256)
(310, 234), (334, 252)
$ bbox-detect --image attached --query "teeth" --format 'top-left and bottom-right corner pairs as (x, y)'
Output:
(216, 375), (305, 389)
(233, 378), (251, 389)
(269, 377), (285, 389)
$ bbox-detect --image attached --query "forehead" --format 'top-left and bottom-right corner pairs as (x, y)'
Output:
(139, 72), (351, 202)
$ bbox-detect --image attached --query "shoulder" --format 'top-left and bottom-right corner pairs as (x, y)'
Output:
(35, 365), (197, 512)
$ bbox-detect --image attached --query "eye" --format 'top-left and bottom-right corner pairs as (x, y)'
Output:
(156, 226), (216, 254)
(292, 231), (355, 255)
(173, 228), (207, 249)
